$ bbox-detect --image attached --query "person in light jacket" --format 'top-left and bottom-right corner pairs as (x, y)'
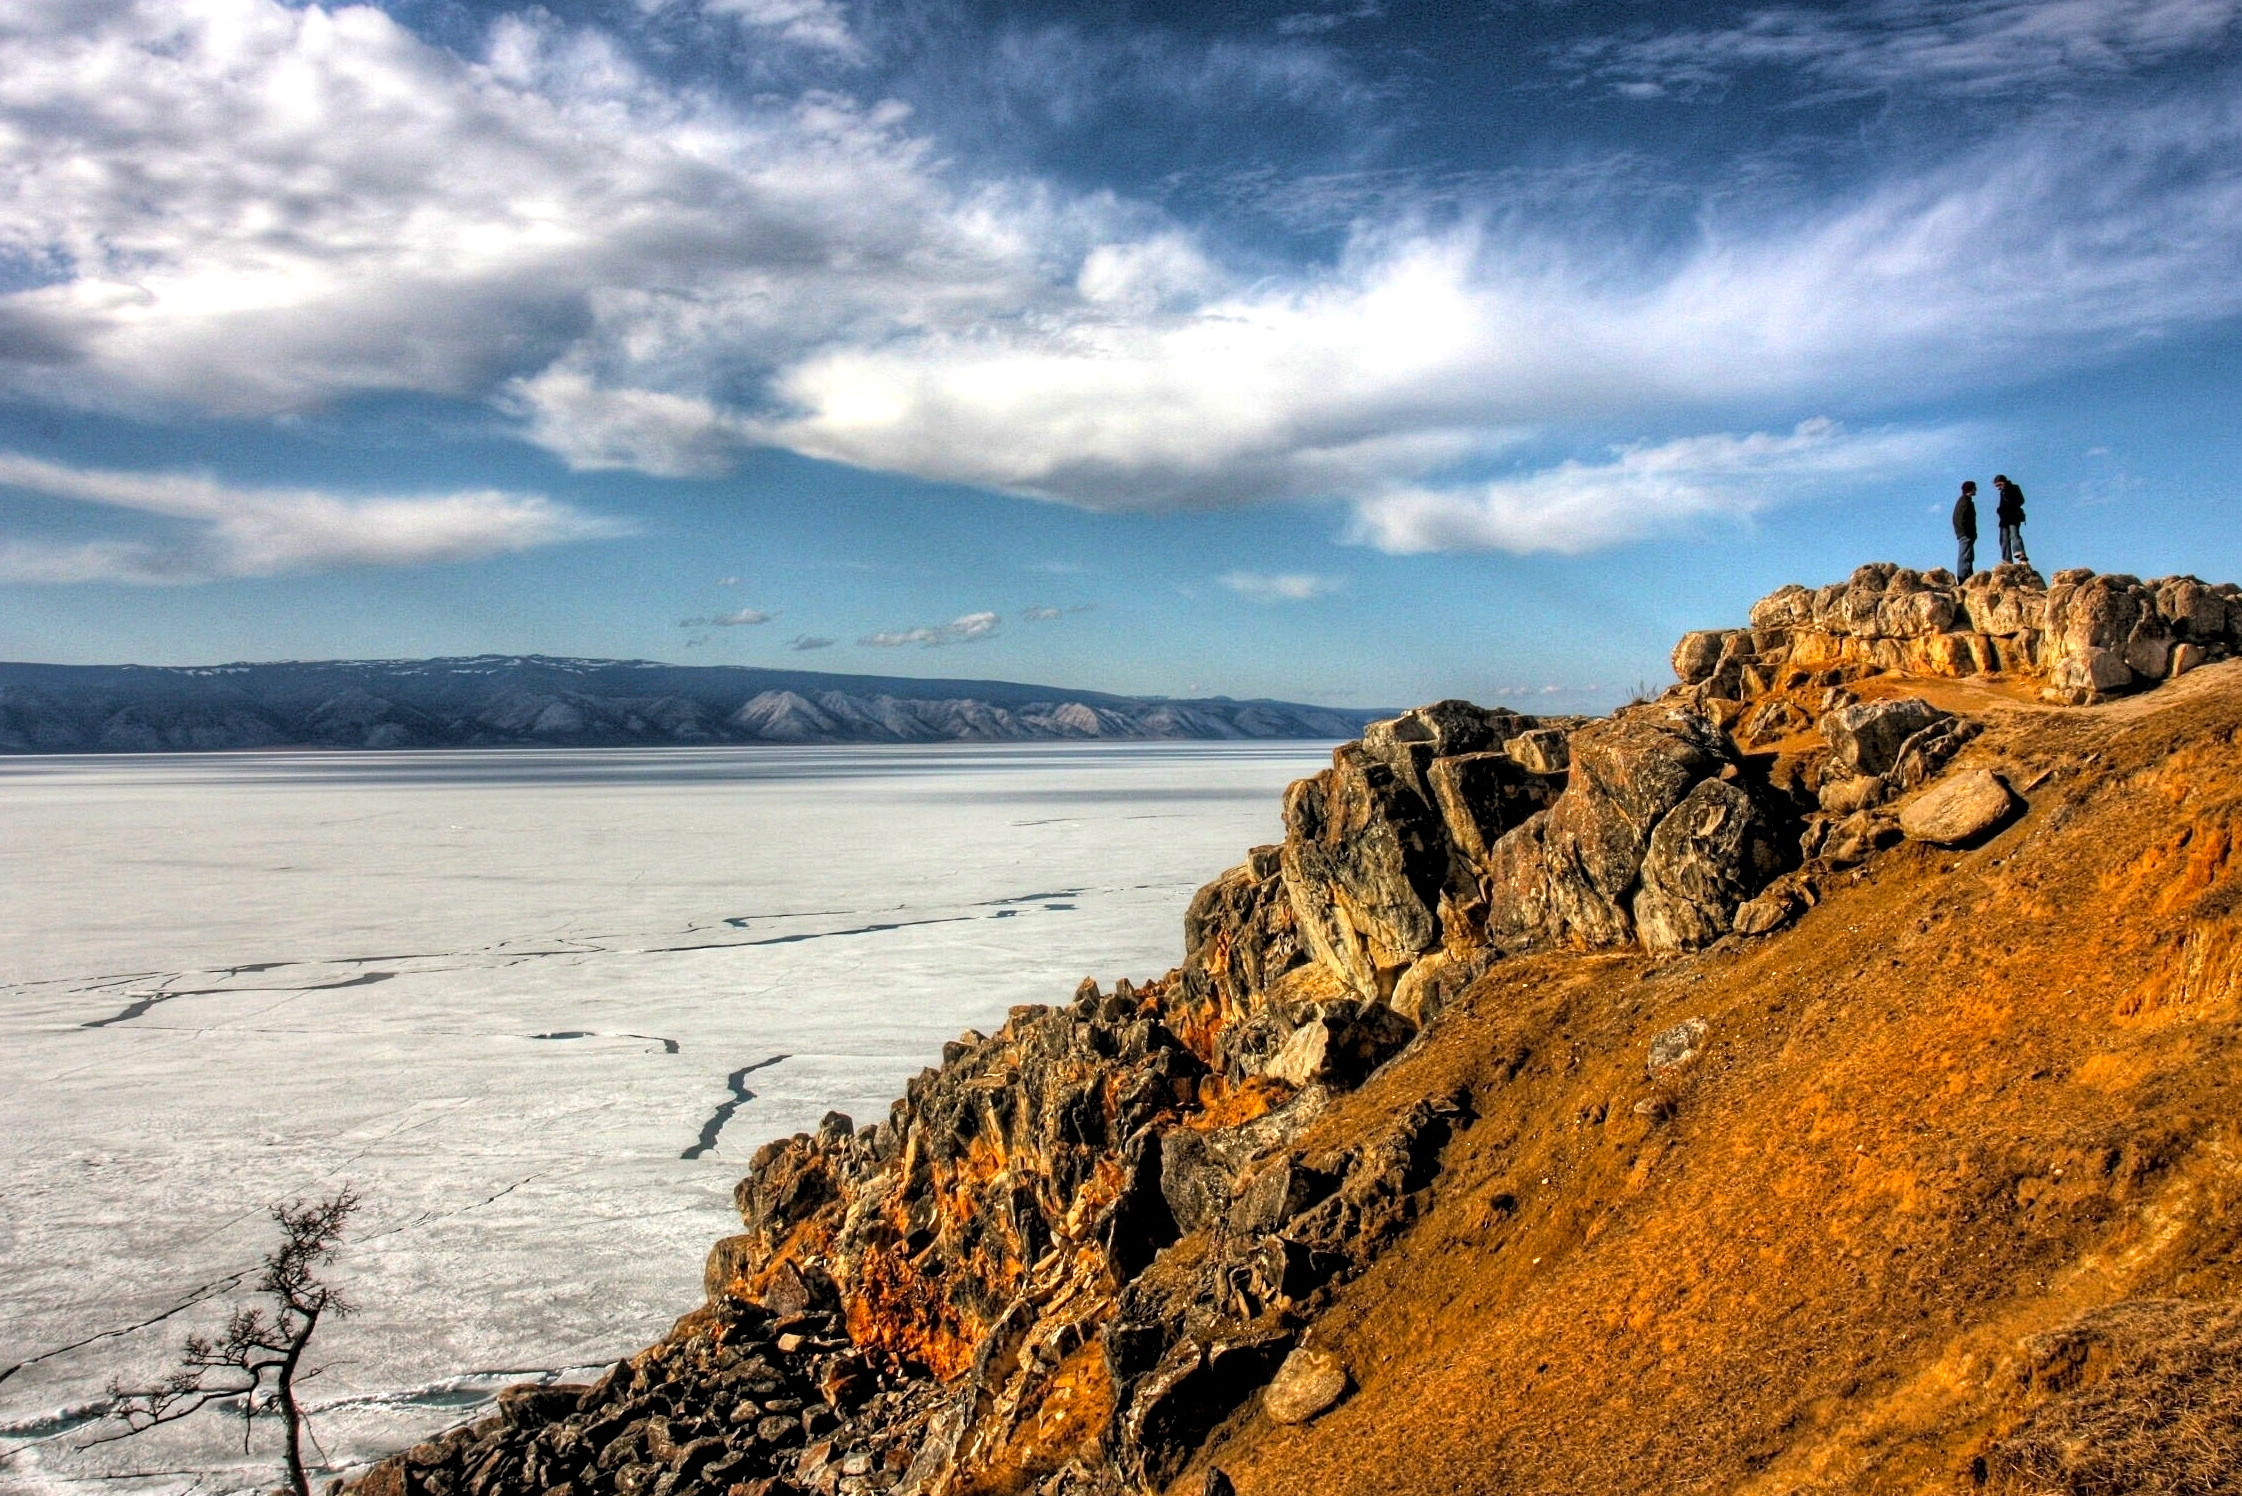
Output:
(1994, 474), (2029, 566)
(1952, 480), (1979, 581)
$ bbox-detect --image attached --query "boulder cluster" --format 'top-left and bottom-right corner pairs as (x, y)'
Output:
(1683, 563), (2241, 711)
(351, 1297), (938, 1496)
(352, 562), (2238, 1496)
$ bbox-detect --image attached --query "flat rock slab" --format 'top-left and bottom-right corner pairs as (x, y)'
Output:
(1264, 1348), (1349, 1425)
(1901, 769), (2019, 846)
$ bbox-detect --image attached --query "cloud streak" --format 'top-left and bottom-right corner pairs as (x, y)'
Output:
(0, 451), (619, 584)
(1558, 0), (2241, 100)
(1347, 419), (1961, 555)
(857, 611), (1002, 647)
(1221, 570), (1345, 602)
(679, 606), (776, 627)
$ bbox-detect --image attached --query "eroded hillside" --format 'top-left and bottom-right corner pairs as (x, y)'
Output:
(354, 562), (2242, 1496)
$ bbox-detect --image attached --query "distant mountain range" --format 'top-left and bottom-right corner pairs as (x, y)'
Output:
(0, 656), (1383, 752)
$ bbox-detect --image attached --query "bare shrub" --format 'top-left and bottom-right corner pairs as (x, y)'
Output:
(94, 1189), (360, 1496)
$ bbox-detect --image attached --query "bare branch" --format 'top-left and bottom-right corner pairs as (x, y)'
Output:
(92, 1188), (362, 1496)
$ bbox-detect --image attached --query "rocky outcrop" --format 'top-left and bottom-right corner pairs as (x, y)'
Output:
(1682, 563), (2242, 717)
(348, 559), (2242, 1496)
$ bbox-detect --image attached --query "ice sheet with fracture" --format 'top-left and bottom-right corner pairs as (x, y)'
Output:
(0, 742), (1331, 1495)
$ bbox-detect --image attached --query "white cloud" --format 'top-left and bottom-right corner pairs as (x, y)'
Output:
(787, 633), (836, 650)
(3, 0), (2241, 557)
(1346, 419), (1959, 554)
(0, 0), (1059, 427)
(677, 606), (775, 626)
(0, 450), (618, 584)
(1221, 570), (1345, 602)
(1559, 0), (2241, 100)
(857, 610), (1001, 646)
(698, 0), (861, 57)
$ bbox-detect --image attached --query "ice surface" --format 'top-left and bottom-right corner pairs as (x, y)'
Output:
(0, 742), (1332, 1495)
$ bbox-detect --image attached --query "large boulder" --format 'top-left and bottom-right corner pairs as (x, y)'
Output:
(1259, 1002), (1416, 1089)
(1359, 700), (1530, 802)
(1672, 630), (1739, 685)
(1504, 727), (1571, 775)
(1279, 745), (1450, 999)
(1632, 778), (1783, 953)
(1485, 708), (1732, 951)
(2043, 571), (2174, 697)
(1821, 697), (1947, 780)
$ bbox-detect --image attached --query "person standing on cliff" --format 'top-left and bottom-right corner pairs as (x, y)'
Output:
(1994, 474), (2030, 566)
(1952, 480), (1978, 580)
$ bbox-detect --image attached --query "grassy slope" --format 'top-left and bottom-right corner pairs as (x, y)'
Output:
(1190, 662), (2242, 1496)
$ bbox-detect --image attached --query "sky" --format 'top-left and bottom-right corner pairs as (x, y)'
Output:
(0, 0), (2238, 709)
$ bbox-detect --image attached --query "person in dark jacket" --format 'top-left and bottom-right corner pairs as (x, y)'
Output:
(1994, 474), (2029, 565)
(1952, 480), (1978, 580)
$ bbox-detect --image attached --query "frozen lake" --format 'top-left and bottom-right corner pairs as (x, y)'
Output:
(0, 742), (1333, 1495)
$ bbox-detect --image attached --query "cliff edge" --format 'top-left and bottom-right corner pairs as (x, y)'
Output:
(357, 562), (2242, 1496)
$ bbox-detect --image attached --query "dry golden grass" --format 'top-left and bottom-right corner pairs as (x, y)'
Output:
(1187, 662), (2242, 1496)
(1987, 1298), (2242, 1496)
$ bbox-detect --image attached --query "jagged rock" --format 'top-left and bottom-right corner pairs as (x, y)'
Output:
(1822, 698), (1947, 781)
(1884, 717), (1973, 794)
(1425, 751), (1559, 868)
(1819, 809), (1904, 869)
(1672, 630), (1740, 685)
(1632, 778), (1783, 953)
(1900, 769), (2018, 846)
(1389, 948), (1482, 1026)
(1359, 700), (1530, 798)
(1259, 1003), (1416, 1089)
(1504, 727), (1570, 775)
(1227, 1157), (1340, 1236)
(1181, 846), (1306, 1019)
(1731, 889), (1799, 937)
(1485, 707), (1734, 952)
(1161, 1129), (1234, 1235)
(1818, 774), (1887, 815)
(2047, 645), (2134, 702)
(1261, 1348), (1349, 1425)
(1279, 744), (1449, 998)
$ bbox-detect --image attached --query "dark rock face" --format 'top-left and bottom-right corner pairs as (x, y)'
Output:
(1633, 779), (1783, 953)
(1278, 744), (1450, 999)
(1483, 708), (1765, 953)
(349, 1300), (931, 1496)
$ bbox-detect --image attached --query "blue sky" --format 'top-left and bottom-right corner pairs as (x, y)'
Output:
(1, 0), (2238, 709)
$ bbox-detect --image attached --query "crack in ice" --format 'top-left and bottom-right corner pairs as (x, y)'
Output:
(680, 1055), (790, 1160)
(80, 972), (396, 1029)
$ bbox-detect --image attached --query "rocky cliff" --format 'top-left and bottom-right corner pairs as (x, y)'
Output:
(356, 563), (2242, 1496)
(0, 656), (1377, 752)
